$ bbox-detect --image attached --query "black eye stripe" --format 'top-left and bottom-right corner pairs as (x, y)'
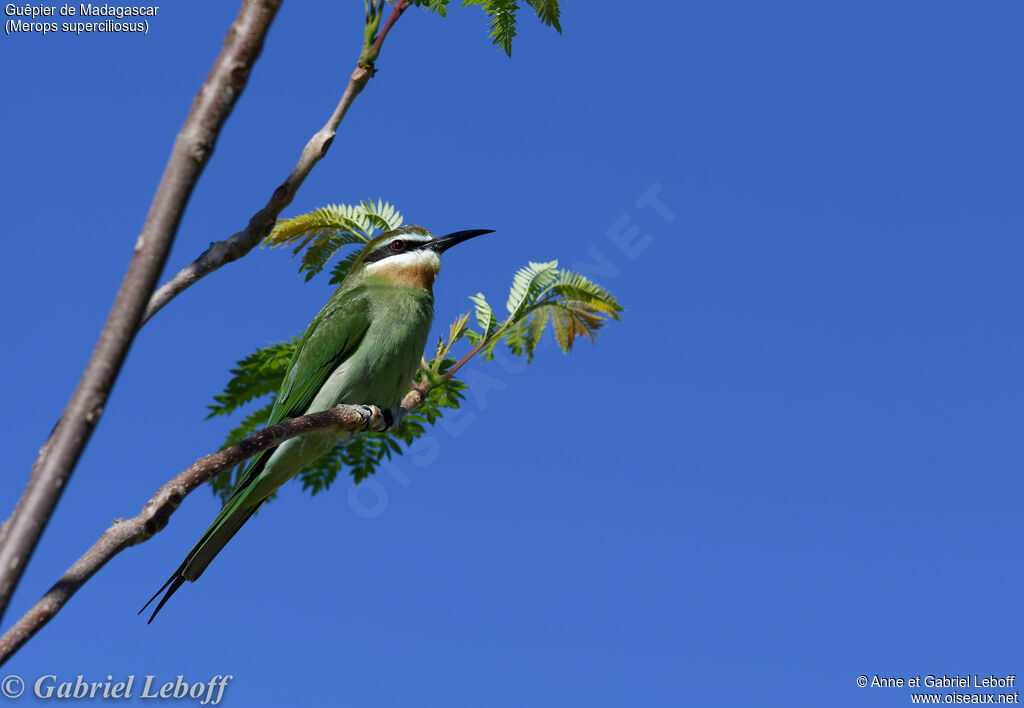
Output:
(362, 232), (431, 264)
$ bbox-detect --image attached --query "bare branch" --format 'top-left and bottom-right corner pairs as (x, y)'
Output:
(0, 401), (395, 666)
(0, 0), (281, 624)
(141, 1), (411, 325)
(0, 355), (440, 664)
(0, 0), (422, 655)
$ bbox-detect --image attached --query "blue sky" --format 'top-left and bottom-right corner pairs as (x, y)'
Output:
(1, 2), (1022, 706)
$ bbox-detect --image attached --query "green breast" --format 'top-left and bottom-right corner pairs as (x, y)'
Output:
(334, 277), (434, 409)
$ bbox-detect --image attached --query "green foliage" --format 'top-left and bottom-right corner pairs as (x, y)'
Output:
(436, 311), (471, 362)
(264, 200), (403, 281)
(506, 259), (558, 317)
(207, 338), (299, 419)
(525, 0), (561, 32)
(209, 400), (275, 499)
(208, 346), (467, 500)
(472, 263), (622, 362)
(327, 249), (363, 286)
(411, 0), (450, 16)
(208, 199), (621, 502)
(468, 292), (498, 339)
(411, 0), (561, 56)
(301, 371), (468, 488)
(474, 0), (519, 57)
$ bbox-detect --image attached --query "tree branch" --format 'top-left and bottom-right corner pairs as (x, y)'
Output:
(442, 323), (508, 381)
(0, 401), (405, 666)
(443, 337), (490, 381)
(363, 0), (410, 65)
(0, 349), (441, 664)
(0, 0), (281, 625)
(141, 1), (411, 325)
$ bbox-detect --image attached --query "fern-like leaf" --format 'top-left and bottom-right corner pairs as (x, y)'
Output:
(525, 306), (550, 356)
(435, 311), (473, 362)
(358, 198), (404, 234)
(428, 0), (561, 54)
(208, 200), (622, 506)
(328, 248), (364, 286)
(299, 443), (344, 494)
(412, 0), (450, 16)
(220, 401), (276, 448)
(505, 306), (550, 361)
(489, 0), (518, 56)
(265, 204), (367, 249)
(207, 339), (298, 419)
(463, 0), (519, 56)
(468, 292), (498, 338)
(210, 400), (276, 501)
(295, 369), (469, 489)
(266, 200), (405, 281)
(449, 311), (471, 345)
(547, 301), (609, 352)
(549, 269), (623, 318)
(506, 259), (558, 317)
(526, 0), (560, 32)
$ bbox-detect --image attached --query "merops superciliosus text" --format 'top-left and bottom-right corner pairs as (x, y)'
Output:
(142, 226), (494, 621)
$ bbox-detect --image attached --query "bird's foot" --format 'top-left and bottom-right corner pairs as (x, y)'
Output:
(381, 406), (405, 432)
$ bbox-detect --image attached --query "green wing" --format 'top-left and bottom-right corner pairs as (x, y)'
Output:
(142, 283), (374, 619)
(269, 285), (372, 425)
(230, 282), (372, 496)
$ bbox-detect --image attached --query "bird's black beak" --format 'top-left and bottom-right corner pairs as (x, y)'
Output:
(429, 229), (495, 253)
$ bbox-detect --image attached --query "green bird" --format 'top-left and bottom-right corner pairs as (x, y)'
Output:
(142, 225), (493, 622)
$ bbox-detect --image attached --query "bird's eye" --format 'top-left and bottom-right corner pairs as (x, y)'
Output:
(390, 240), (406, 252)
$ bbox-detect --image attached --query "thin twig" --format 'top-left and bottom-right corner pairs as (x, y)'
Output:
(141, 1), (410, 325)
(0, 401), (396, 666)
(367, 0), (410, 63)
(0, 348), (464, 664)
(442, 325), (506, 381)
(443, 340), (488, 380)
(0, 0), (281, 625)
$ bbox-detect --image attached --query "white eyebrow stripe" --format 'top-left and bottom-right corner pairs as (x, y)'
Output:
(376, 232), (433, 250)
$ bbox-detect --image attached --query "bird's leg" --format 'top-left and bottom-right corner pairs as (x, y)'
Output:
(381, 405), (406, 432)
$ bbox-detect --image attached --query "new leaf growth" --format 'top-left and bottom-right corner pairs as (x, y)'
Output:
(207, 200), (622, 497)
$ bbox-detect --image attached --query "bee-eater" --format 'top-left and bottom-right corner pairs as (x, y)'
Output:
(142, 225), (493, 622)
